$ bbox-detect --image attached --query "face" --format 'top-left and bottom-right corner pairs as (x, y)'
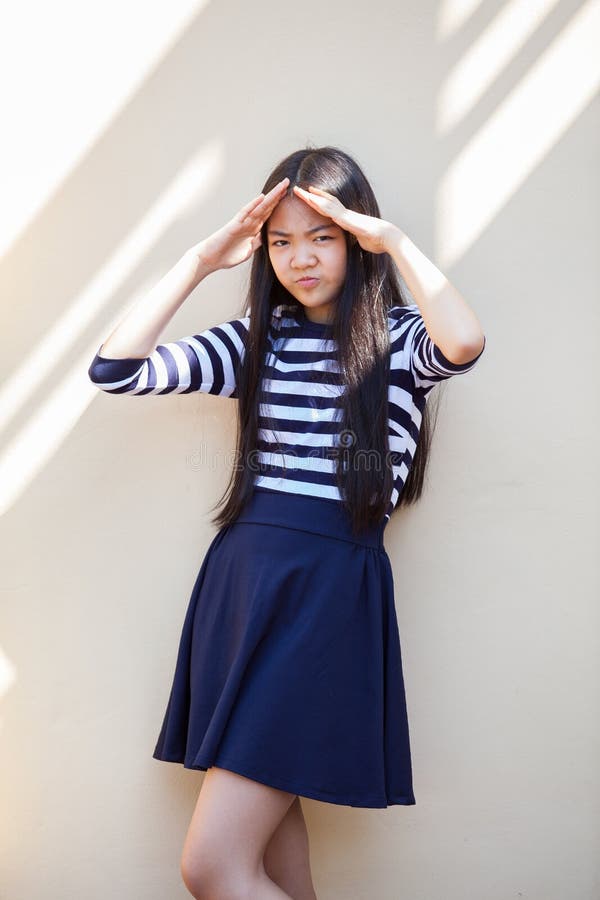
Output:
(266, 194), (348, 324)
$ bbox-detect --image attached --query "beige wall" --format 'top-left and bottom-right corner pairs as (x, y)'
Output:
(1, 1), (598, 897)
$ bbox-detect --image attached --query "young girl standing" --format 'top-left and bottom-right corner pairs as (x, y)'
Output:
(89, 146), (486, 900)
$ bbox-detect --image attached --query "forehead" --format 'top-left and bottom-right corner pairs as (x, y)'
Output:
(266, 195), (337, 234)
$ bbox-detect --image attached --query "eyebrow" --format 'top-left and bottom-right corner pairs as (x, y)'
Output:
(267, 224), (336, 237)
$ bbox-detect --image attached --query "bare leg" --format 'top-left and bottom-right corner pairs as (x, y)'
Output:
(180, 765), (298, 899)
(263, 796), (318, 900)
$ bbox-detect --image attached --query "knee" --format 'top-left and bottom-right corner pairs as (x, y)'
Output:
(180, 848), (215, 899)
(180, 853), (254, 900)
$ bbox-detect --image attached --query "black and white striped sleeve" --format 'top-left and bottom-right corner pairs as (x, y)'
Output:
(389, 303), (486, 390)
(88, 316), (250, 398)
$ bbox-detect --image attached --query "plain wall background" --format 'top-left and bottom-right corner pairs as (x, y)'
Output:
(1, 0), (598, 897)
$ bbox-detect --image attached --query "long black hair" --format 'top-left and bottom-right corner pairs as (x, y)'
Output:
(208, 145), (437, 534)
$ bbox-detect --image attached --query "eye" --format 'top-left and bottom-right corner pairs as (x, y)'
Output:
(271, 236), (333, 247)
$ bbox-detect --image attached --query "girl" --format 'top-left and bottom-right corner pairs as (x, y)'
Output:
(88, 146), (486, 900)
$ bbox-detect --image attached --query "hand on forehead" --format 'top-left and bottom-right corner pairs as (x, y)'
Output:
(268, 193), (335, 234)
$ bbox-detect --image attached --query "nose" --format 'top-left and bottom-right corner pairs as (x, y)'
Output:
(290, 244), (317, 268)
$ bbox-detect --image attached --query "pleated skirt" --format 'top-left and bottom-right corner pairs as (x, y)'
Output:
(152, 486), (416, 808)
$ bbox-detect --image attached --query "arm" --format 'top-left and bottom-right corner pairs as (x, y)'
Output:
(87, 247), (250, 397)
(88, 314), (250, 397)
(96, 246), (214, 360)
(383, 225), (486, 365)
(88, 177), (291, 396)
(290, 185), (486, 370)
(388, 303), (485, 392)
(96, 172), (289, 359)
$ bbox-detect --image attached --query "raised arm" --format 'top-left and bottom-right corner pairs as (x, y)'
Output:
(289, 185), (486, 387)
(88, 177), (290, 394)
(95, 250), (213, 361)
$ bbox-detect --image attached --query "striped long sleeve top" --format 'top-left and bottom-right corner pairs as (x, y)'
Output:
(88, 301), (486, 521)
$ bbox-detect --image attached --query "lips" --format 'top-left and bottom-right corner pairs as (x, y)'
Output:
(296, 277), (319, 285)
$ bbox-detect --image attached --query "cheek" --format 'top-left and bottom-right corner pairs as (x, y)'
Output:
(271, 255), (293, 282)
(268, 255), (286, 282)
(335, 248), (348, 278)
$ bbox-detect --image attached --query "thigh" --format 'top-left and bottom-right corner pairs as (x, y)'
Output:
(264, 797), (316, 897)
(181, 765), (298, 878)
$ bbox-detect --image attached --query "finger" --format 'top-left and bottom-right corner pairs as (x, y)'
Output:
(265, 186), (289, 212)
(263, 177), (290, 202)
(293, 186), (316, 201)
(250, 189), (288, 224)
(292, 187), (327, 212)
(241, 198), (279, 227)
(237, 179), (288, 221)
(246, 181), (288, 220)
(237, 194), (266, 220)
(261, 187), (288, 211)
(293, 185), (326, 205)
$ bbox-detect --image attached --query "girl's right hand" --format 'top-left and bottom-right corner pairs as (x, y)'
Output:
(193, 177), (290, 272)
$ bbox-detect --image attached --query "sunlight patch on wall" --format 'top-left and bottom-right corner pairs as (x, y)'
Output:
(0, 647), (17, 706)
(0, 0), (210, 258)
(437, 0), (484, 41)
(436, 0), (600, 268)
(0, 141), (224, 516)
(437, 0), (561, 135)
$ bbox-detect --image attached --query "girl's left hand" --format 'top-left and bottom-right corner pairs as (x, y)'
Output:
(293, 185), (397, 255)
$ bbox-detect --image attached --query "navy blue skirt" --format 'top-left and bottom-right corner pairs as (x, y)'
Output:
(152, 487), (416, 808)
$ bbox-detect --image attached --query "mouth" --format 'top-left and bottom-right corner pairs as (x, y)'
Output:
(296, 277), (320, 286)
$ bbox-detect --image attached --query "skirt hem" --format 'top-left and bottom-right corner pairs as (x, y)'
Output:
(152, 750), (416, 809)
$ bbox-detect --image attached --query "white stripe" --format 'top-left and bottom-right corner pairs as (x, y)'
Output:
(262, 379), (344, 398)
(388, 383), (413, 410)
(185, 336), (216, 387)
(152, 352), (171, 390)
(388, 434), (407, 453)
(254, 475), (342, 501)
(259, 403), (342, 423)
(268, 358), (341, 374)
(135, 364), (150, 392)
(258, 451), (335, 474)
(279, 337), (336, 351)
(90, 368), (143, 390)
(164, 343), (191, 390)
(258, 429), (338, 447)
